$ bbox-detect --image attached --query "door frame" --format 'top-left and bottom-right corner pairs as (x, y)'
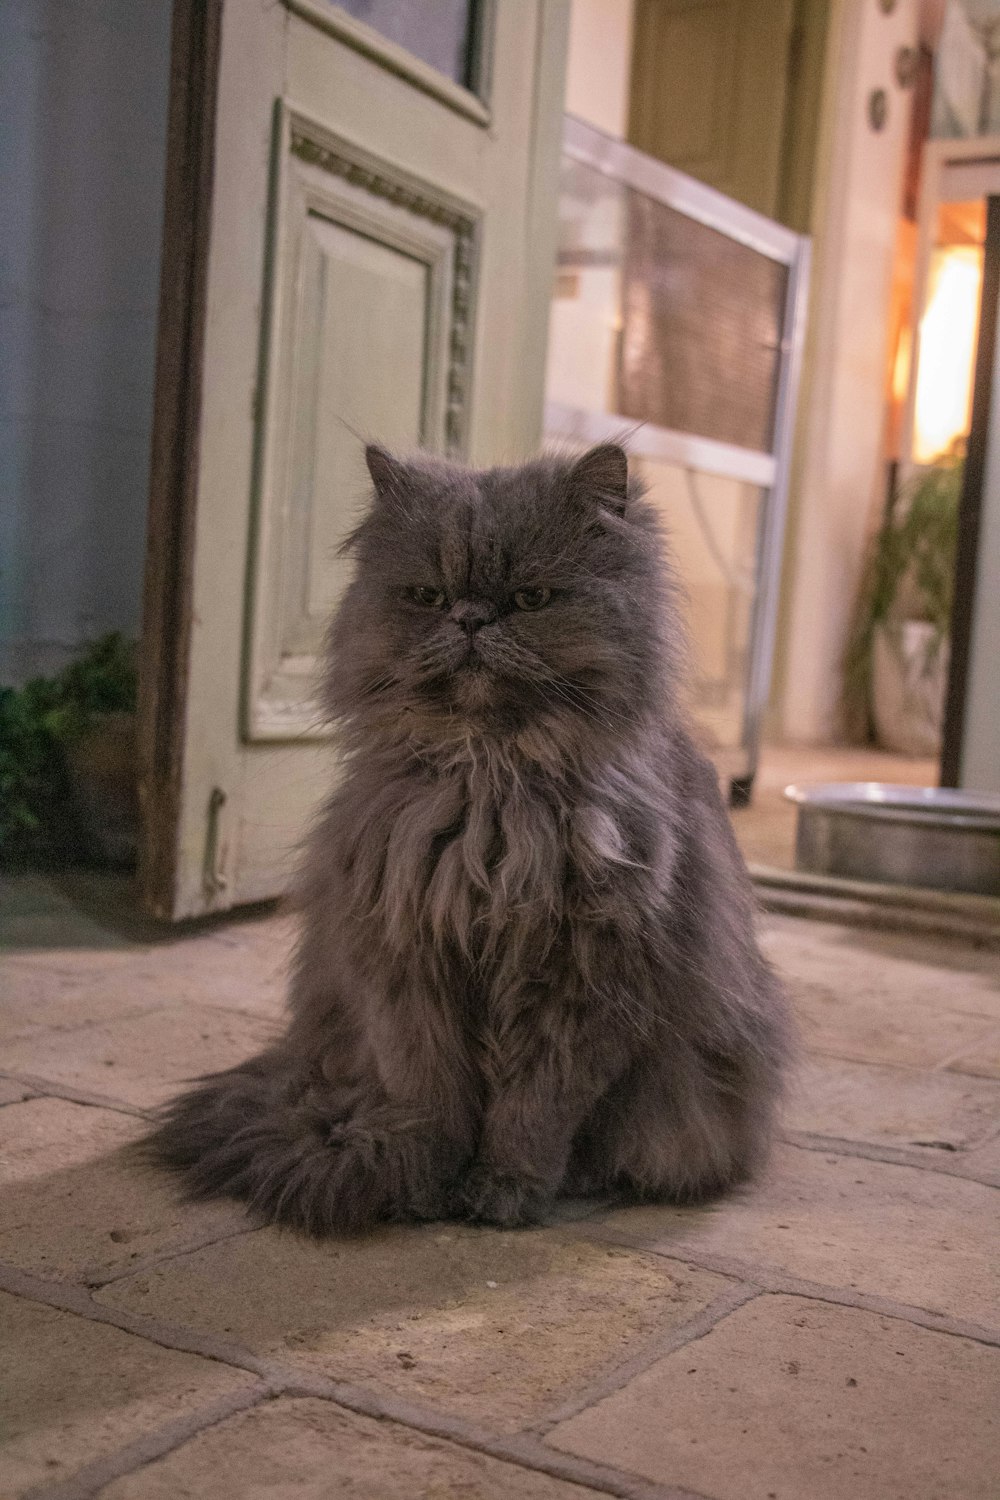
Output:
(139, 0), (223, 918)
(544, 115), (811, 799)
(940, 194), (1000, 788)
(900, 136), (1000, 787)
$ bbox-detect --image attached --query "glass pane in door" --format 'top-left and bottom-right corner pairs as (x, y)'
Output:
(636, 457), (764, 757)
(332, 0), (481, 90)
(547, 153), (788, 450)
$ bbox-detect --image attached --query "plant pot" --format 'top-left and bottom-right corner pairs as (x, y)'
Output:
(871, 620), (949, 758)
(64, 710), (140, 866)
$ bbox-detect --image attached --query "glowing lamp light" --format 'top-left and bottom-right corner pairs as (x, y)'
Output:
(913, 245), (983, 463)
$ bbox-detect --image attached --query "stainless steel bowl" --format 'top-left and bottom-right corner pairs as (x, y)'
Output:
(784, 783), (1000, 897)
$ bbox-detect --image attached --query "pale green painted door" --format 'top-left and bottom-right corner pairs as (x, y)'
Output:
(144, 0), (569, 918)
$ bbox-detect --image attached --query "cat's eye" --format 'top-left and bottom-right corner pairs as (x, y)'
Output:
(514, 587), (551, 612)
(411, 585), (446, 608)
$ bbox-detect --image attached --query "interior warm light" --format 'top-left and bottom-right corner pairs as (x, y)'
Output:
(892, 323), (912, 406)
(913, 245), (983, 463)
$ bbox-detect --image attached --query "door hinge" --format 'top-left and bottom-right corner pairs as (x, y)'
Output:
(203, 785), (230, 898)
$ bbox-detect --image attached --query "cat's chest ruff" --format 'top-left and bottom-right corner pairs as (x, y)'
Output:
(375, 760), (634, 954)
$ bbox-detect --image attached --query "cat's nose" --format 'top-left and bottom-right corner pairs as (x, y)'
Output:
(450, 599), (497, 635)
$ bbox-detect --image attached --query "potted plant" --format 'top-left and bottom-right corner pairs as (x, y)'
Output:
(844, 458), (961, 756)
(0, 634), (139, 866)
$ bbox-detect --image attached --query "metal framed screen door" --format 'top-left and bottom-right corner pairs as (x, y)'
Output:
(140, 0), (570, 919)
(545, 116), (810, 802)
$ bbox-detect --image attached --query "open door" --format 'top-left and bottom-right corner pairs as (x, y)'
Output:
(140, 0), (570, 919)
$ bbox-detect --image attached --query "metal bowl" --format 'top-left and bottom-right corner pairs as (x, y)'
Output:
(784, 783), (1000, 897)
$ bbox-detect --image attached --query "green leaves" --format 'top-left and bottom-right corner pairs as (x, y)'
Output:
(843, 459), (962, 740)
(0, 634), (137, 860)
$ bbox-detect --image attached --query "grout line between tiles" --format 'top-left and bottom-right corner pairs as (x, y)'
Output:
(6, 1211), (998, 1499)
(572, 1222), (1000, 1349)
(19, 1386), (275, 1500)
(81, 1222), (262, 1289)
(1, 1258), (706, 1500)
(0, 1071), (154, 1119)
(781, 1129), (1000, 1186)
(528, 1281), (763, 1435)
(264, 1369), (707, 1500)
(0, 1260), (277, 1380)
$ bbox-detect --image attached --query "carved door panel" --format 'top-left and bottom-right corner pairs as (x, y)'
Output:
(141, 0), (569, 918)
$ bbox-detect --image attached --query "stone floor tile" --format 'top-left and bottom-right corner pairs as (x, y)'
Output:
(101, 1396), (603, 1499)
(0, 1099), (248, 1282)
(0, 880), (132, 953)
(0, 871), (159, 952)
(945, 1026), (1000, 1080)
(959, 1129), (1000, 1187)
(1, 873), (75, 920)
(96, 1225), (730, 1430)
(0, 961), (165, 1043)
(125, 932), (291, 1020)
(1, 928), (288, 1041)
(760, 914), (1000, 1006)
(597, 1143), (1000, 1329)
(785, 1054), (1000, 1150)
(0, 1290), (257, 1498)
(1, 1097), (139, 1179)
(205, 910), (297, 963)
(548, 1294), (999, 1500)
(1, 946), (141, 988)
(761, 917), (1000, 1068)
(0, 1003), (276, 1109)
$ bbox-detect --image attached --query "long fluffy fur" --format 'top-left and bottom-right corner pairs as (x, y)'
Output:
(148, 444), (792, 1233)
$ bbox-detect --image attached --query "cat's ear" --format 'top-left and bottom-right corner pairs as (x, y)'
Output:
(365, 444), (408, 500)
(567, 443), (629, 518)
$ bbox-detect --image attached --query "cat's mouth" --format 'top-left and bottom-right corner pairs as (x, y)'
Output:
(453, 658), (493, 706)
(416, 634), (536, 720)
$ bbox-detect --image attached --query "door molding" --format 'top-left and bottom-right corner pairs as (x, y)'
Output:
(243, 102), (482, 742)
(286, 109), (480, 456)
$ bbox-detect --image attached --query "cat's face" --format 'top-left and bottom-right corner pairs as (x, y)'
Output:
(327, 444), (672, 745)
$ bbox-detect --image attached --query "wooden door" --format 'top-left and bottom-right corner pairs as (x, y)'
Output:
(627, 0), (828, 233)
(140, 0), (570, 919)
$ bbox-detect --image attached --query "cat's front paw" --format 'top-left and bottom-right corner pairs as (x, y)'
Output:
(458, 1163), (550, 1228)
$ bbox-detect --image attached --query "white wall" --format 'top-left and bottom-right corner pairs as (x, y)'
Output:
(0, 0), (171, 684)
(565, 0), (635, 137)
(773, 0), (919, 744)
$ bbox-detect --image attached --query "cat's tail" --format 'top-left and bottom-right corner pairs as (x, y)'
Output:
(142, 1055), (433, 1235)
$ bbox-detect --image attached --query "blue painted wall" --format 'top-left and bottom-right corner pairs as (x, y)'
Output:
(0, 0), (171, 683)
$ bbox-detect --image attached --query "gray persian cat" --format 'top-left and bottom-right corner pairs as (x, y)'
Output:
(149, 443), (790, 1232)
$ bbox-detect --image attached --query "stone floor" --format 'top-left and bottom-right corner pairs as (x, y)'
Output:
(2, 858), (999, 1499)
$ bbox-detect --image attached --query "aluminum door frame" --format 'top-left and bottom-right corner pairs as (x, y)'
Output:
(545, 114), (811, 798)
